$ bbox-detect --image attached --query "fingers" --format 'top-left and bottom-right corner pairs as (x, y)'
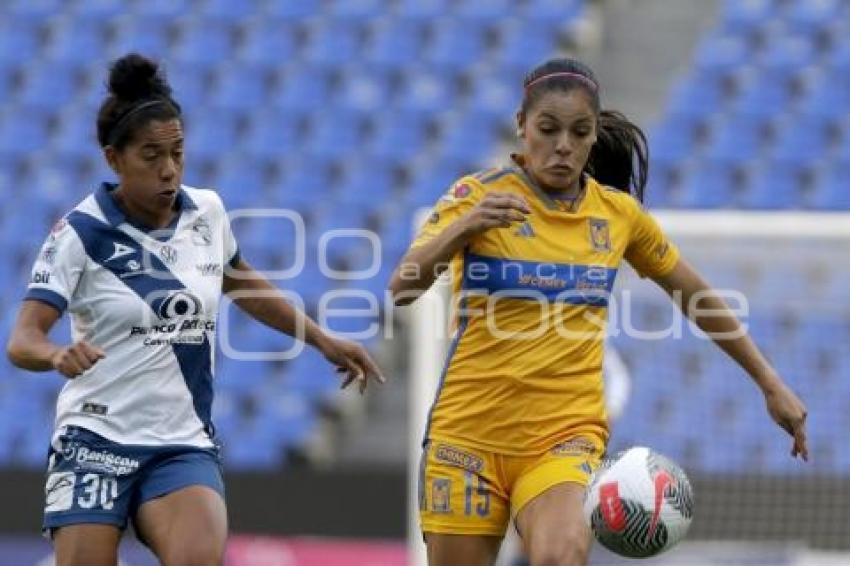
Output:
(475, 193), (531, 228)
(791, 417), (809, 462)
(54, 341), (105, 379)
(335, 345), (385, 395)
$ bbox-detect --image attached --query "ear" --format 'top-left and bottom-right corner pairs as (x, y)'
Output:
(515, 111), (525, 138)
(103, 146), (120, 175)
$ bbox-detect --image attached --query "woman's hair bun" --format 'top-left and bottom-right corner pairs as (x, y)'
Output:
(107, 53), (171, 102)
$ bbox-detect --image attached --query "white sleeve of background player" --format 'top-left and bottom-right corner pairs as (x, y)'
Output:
(24, 218), (86, 315)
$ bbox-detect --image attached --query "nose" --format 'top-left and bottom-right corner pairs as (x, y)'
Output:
(554, 132), (573, 156)
(160, 156), (178, 182)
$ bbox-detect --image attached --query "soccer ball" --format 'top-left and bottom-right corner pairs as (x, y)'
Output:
(583, 446), (694, 558)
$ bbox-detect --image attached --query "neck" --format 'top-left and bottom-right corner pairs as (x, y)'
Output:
(525, 167), (584, 199)
(113, 187), (176, 230)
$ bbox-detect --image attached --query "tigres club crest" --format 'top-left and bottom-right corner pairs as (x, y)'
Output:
(589, 218), (611, 252)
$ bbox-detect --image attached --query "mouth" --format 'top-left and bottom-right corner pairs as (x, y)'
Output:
(158, 189), (177, 198)
(549, 165), (574, 175)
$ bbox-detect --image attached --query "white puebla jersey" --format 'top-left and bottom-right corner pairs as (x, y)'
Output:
(25, 183), (240, 447)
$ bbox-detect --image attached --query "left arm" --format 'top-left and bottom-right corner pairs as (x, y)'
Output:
(223, 258), (384, 393)
(654, 258), (808, 461)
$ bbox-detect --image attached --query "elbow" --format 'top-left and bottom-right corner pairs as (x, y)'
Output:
(6, 337), (25, 369)
(387, 276), (420, 307)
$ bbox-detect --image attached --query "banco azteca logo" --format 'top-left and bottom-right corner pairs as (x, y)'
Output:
(157, 290), (202, 320)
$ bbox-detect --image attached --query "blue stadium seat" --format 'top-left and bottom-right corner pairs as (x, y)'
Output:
(676, 160), (738, 208)
(809, 159), (850, 209)
(730, 71), (797, 120)
(437, 112), (499, 163)
(244, 110), (305, 160)
(16, 64), (81, 109)
(693, 33), (750, 80)
(4, 0), (65, 19)
(665, 72), (728, 118)
(770, 113), (834, 163)
(825, 38), (850, 76)
(799, 72), (850, 117)
(209, 65), (270, 112)
(235, 20), (301, 68)
(264, 0), (322, 21)
(197, 0), (263, 21)
(424, 21), (488, 73)
(363, 20), (426, 69)
(212, 156), (266, 203)
(69, 0), (127, 19)
(704, 113), (767, 165)
(171, 20), (235, 67)
(0, 17), (42, 64)
(163, 63), (211, 107)
(757, 36), (817, 76)
(303, 22), (365, 66)
(394, 0), (453, 21)
(307, 110), (367, 159)
(650, 113), (703, 166)
(132, 0), (195, 19)
(455, 0), (516, 25)
(396, 71), (456, 115)
(184, 110), (242, 159)
(368, 111), (431, 161)
(0, 110), (50, 157)
(107, 17), (171, 60)
(521, 0), (586, 28)
(740, 159), (805, 209)
(43, 18), (108, 64)
(785, 0), (843, 36)
(337, 159), (397, 199)
(334, 67), (393, 113)
(492, 23), (557, 75)
(466, 73), (520, 120)
(271, 66), (332, 113)
(327, 0), (385, 22)
(719, 0), (775, 34)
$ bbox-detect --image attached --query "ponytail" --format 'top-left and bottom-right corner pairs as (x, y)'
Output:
(584, 110), (649, 203)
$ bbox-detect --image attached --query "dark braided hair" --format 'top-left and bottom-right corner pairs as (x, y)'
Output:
(96, 53), (182, 150)
(520, 58), (649, 203)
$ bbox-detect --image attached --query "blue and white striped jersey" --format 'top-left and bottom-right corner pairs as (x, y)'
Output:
(26, 182), (240, 447)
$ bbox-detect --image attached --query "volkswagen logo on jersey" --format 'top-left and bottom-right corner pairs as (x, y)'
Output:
(159, 245), (178, 264)
(157, 290), (202, 320)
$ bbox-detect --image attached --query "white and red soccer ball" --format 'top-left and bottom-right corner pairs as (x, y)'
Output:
(583, 446), (694, 558)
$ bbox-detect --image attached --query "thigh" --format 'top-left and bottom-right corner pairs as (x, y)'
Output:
(425, 533), (502, 566)
(53, 524), (122, 566)
(515, 483), (591, 566)
(135, 485), (227, 565)
(419, 442), (510, 538)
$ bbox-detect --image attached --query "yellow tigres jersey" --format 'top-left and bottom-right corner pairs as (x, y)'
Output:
(411, 163), (680, 455)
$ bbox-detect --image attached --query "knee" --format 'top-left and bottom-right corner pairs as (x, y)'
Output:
(161, 542), (224, 566)
(528, 526), (590, 566)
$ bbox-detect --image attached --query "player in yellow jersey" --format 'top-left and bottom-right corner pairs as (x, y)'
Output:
(388, 58), (808, 566)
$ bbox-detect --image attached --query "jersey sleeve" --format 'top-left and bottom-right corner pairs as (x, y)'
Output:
(410, 177), (486, 249)
(624, 204), (680, 279)
(213, 193), (240, 266)
(23, 217), (86, 315)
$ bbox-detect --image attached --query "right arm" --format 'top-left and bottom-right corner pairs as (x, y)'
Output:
(7, 217), (103, 378)
(388, 191), (530, 306)
(6, 301), (104, 378)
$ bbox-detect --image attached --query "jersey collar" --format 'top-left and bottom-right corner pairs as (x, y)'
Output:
(95, 182), (198, 230)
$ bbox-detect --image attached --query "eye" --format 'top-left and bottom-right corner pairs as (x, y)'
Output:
(539, 124), (558, 134)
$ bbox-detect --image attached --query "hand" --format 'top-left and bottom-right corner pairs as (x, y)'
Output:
(50, 340), (105, 379)
(763, 381), (808, 461)
(460, 192), (530, 236)
(318, 336), (385, 394)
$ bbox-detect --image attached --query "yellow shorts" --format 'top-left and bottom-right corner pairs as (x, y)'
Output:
(418, 435), (605, 537)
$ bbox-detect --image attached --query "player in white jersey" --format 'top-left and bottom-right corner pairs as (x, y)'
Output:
(6, 54), (383, 565)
